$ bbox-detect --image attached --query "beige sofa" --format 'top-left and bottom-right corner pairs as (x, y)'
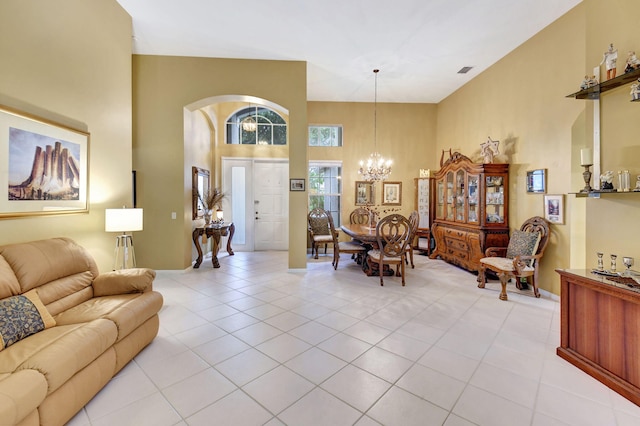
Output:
(0, 237), (163, 426)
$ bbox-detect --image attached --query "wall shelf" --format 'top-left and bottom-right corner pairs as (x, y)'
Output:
(572, 191), (640, 198)
(566, 68), (640, 100)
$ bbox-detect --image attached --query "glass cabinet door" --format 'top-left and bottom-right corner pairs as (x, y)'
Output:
(446, 172), (454, 221)
(436, 180), (444, 219)
(455, 170), (465, 222)
(467, 174), (479, 223)
(485, 175), (505, 224)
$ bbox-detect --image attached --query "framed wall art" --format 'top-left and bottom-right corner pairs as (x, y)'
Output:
(0, 105), (89, 218)
(544, 194), (564, 224)
(382, 181), (402, 206)
(290, 178), (305, 191)
(526, 169), (546, 193)
(355, 181), (375, 205)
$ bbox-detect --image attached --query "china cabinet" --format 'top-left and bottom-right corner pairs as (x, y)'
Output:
(430, 152), (509, 272)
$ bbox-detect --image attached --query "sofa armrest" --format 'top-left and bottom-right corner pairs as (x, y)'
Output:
(0, 370), (48, 426)
(93, 268), (156, 297)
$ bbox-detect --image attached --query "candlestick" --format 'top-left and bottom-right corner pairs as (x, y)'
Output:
(581, 165), (593, 193)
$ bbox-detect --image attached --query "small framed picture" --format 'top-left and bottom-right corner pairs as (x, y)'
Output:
(290, 178), (305, 191)
(526, 169), (546, 193)
(544, 194), (564, 224)
(355, 181), (375, 205)
(382, 181), (402, 205)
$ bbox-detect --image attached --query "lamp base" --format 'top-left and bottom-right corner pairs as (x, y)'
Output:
(113, 234), (136, 270)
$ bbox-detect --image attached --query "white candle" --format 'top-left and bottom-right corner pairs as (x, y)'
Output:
(581, 148), (593, 166)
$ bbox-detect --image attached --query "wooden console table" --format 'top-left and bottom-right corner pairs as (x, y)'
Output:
(556, 269), (640, 406)
(192, 222), (235, 268)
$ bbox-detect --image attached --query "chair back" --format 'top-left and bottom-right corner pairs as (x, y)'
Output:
(350, 207), (371, 225)
(376, 214), (412, 257)
(308, 208), (331, 236)
(326, 213), (339, 244)
(521, 216), (550, 258)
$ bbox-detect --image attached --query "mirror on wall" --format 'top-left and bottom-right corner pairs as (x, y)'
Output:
(526, 169), (546, 193)
(192, 166), (210, 219)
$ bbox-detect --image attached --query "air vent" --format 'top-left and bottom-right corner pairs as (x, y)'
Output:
(457, 66), (473, 74)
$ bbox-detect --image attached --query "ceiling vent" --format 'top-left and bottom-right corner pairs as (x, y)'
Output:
(457, 66), (473, 74)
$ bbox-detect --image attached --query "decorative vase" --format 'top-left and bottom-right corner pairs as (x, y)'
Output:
(204, 210), (212, 226)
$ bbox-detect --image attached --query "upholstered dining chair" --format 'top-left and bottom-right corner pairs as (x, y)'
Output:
(327, 214), (366, 270)
(367, 213), (412, 286)
(349, 207), (372, 225)
(405, 211), (419, 269)
(477, 216), (550, 300)
(307, 208), (335, 259)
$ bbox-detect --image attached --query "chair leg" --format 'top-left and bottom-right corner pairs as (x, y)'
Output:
(410, 247), (415, 269)
(333, 248), (339, 270)
(313, 242), (318, 259)
(323, 243), (327, 254)
(532, 269), (540, 298)
(477, 265), (487, 288)
(498, 272), (510, 301)
(379, 260), (384, 286)
(401, 260), (406, 286)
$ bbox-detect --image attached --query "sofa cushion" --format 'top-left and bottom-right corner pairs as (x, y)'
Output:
(0, 369), (48, 426)
(0, 256), (20, 300)
(54, 292), (164, 341)
(0, 290), (56, 351)
(0, 320), (117, 394)
(0, 238), (99, 294)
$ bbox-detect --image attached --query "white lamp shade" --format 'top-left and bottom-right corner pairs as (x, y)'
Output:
(105, 208), (143, 232)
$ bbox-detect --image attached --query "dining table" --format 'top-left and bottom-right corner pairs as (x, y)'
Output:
(340, 223), (394, 276)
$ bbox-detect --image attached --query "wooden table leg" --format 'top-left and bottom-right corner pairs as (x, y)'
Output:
(211, 230), (222, 268)
(226, 222), (235, 255)
(192, 229), (204, 268)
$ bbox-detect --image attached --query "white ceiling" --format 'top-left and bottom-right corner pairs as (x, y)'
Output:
(115, 0), (581, 103)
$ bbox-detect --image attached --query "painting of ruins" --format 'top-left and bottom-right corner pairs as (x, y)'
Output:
(1, 105), (89, 218)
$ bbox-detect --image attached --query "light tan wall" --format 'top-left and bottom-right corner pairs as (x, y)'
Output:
(436, 5), (586, 295)
(0, 0), (133, 272)
(308, 101), (439, 227)
(582, 0), (640, 268)
(132, 56), (307, 270)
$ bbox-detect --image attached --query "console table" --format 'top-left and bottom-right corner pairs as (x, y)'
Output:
(556, 269), (640, 406)
(192, 222), (235, 268)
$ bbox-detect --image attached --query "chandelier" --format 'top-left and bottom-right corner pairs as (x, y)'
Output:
(241, 116), (257, 132)
(358, 69), (392, 182)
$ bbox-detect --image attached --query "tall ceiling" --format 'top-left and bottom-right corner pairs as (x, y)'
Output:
(116, 0), (581, 103)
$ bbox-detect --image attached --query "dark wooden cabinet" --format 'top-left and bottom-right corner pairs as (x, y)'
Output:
(429, 152), (509, 272)
(556, 269), (640, 406)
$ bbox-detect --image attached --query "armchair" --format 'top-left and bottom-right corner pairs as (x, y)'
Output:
(478, 216), (550, 300)
(308, 208), (336, 259)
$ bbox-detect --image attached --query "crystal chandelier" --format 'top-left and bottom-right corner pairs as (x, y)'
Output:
(359, 69), (392, 182)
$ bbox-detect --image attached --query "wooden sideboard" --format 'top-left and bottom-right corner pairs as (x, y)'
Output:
(556, 269), (640, 406)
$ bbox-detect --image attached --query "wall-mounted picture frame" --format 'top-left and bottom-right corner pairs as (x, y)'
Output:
(355, 181), (375, 205)
(192, 166), (210, 220)
(544, 194), (564, 224)
(290, 178), (305, 191)
(526, 169), (547, 193)
(382, 181), (402, 205)
(0, 105), (89, 219)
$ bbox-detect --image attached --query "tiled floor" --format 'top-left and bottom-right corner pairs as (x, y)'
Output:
(68, 251), (640, 426)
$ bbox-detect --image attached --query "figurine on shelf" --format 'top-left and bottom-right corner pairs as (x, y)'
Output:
(635, 176), (640, 192)
(625, 51), (640, 73)
(631, 79), (640, 101)
(480, 136), (499, 164)
(600, 170), (615, 190)
(588, 75), (599, 87)
(580, 75), (599, 90)
(600, 43), (618, 80)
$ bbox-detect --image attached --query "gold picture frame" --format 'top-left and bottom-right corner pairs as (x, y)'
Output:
(382, 181), (402, 206)
(0, 105), (90, 218)
(355, 181), (375, 205)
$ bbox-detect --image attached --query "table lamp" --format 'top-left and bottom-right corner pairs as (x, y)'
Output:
(105, 208), (143, 270)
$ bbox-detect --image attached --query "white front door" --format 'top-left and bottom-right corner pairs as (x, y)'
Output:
(222, 158), (289, 251)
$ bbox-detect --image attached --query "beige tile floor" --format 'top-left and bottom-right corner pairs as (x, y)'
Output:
(67, 250), (640, 426)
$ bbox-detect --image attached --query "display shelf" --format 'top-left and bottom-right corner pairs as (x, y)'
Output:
(572, 190), (640, 198)
(566, 68), (640, 100)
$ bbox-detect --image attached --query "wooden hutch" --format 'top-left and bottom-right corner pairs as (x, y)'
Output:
(429, 152), (509, 272)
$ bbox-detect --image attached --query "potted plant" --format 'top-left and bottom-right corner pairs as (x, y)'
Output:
(196, 188), (225, 225)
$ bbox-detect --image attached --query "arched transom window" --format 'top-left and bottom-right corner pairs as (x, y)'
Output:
(226, 106), (287, 145)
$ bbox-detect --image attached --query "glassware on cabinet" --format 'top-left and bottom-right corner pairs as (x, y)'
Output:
(596, 252), (604, 271)
(611, 254), (617, 272)
(468, 175), (478, 223)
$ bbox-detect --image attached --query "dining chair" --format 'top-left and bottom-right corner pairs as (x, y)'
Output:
(367, 213), (412, 286)
(405, 211), (419, 268)
(307, 208), (335, 259)
(477, 216), (550, 300)
(349, 207), (372, 225)
(327, 214), (366, 270)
